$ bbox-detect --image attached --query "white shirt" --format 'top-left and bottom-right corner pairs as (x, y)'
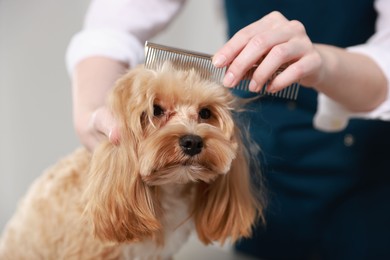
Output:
(66, 0), (390, 132)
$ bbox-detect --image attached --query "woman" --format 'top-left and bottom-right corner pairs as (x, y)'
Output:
(67, 0), (390, 258)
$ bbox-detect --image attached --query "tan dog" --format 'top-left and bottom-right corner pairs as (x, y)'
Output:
(0, 62), (264, 259)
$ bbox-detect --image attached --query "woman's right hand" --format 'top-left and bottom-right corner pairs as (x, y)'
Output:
(212, 11), (387, 113)
(74, 106), (120, 151)
(212, 11), (323, 93)
(72, 57), (128, 151)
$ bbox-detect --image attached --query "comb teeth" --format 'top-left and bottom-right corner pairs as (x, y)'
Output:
(145, 41), (225, 83)
(144, 41), (300, 100)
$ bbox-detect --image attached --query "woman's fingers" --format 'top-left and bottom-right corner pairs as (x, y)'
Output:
(213, 11), (289, 68)
(223, 26), (295, 88)
(90, 107), (120, 147)
(266, 53), (322, 93)
(248, 42), (297, 92)
(213, 11), (322, 93)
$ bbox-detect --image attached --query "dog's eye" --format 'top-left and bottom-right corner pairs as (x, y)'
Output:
(153, 105), (165, 117)
(199, 108), (212, 120)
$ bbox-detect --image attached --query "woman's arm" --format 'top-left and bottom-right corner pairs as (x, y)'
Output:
(66, 0), (186, 150)
(213, 0), (390, 131)
(314, 0), (390, 131)
(313, 43), (387, 112)
(213, 9), (388, 113)
(72, 57), (127, 150)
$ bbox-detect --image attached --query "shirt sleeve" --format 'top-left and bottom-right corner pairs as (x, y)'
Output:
(314, 0), (390, 132)
(65, 0), (186, 76)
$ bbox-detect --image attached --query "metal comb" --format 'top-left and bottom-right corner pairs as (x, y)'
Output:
(144, 41), (300, 100)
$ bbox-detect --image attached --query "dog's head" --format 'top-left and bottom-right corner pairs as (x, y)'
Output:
(85, 62), (264, 244)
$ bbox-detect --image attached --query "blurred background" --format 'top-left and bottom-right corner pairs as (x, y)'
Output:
(0, 0), (256, 258)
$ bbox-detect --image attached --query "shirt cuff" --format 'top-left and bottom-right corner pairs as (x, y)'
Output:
(313, 93), (351, 132)
(65, 28), (144, 77)
(314, 90), (390, 133)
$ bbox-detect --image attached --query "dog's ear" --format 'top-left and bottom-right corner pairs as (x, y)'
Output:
(193, 128), (265, 245)
(84, 67), (162, 243)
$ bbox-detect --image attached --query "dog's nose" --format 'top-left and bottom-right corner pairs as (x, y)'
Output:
(179, 135), (203, 156)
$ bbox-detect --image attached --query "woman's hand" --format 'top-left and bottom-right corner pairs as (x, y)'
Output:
(75, 106), (120, 151)
(213, 11), (323, 93)
(213, 11), (387, 113)
(72, 57), (127, 151)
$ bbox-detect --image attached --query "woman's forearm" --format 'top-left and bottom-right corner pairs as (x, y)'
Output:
(313, 44), (388, 112)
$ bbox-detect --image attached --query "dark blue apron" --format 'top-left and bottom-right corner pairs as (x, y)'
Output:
(224, 0), (390, 259)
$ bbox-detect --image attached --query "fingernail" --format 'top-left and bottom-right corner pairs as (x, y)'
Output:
(223, 72), (235, 87)
(267, 85), (277, 93)
(109, 129), (119, 145)
(108, 129), (113, 141)
(249, 80), (257, 92)
(212, 55), (227, 67)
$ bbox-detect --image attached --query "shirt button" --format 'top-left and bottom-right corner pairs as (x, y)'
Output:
(344, 134), (354, 147)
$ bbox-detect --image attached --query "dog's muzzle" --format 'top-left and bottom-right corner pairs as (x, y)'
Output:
(179, 134), (203, 156)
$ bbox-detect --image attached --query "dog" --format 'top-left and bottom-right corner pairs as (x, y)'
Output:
(0, 62), (264, 259)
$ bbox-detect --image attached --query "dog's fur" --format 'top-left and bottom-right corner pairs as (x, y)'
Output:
(0, 62), (264, 259)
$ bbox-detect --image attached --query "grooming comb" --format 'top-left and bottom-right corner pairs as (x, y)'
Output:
(144, 41), (300, 100)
